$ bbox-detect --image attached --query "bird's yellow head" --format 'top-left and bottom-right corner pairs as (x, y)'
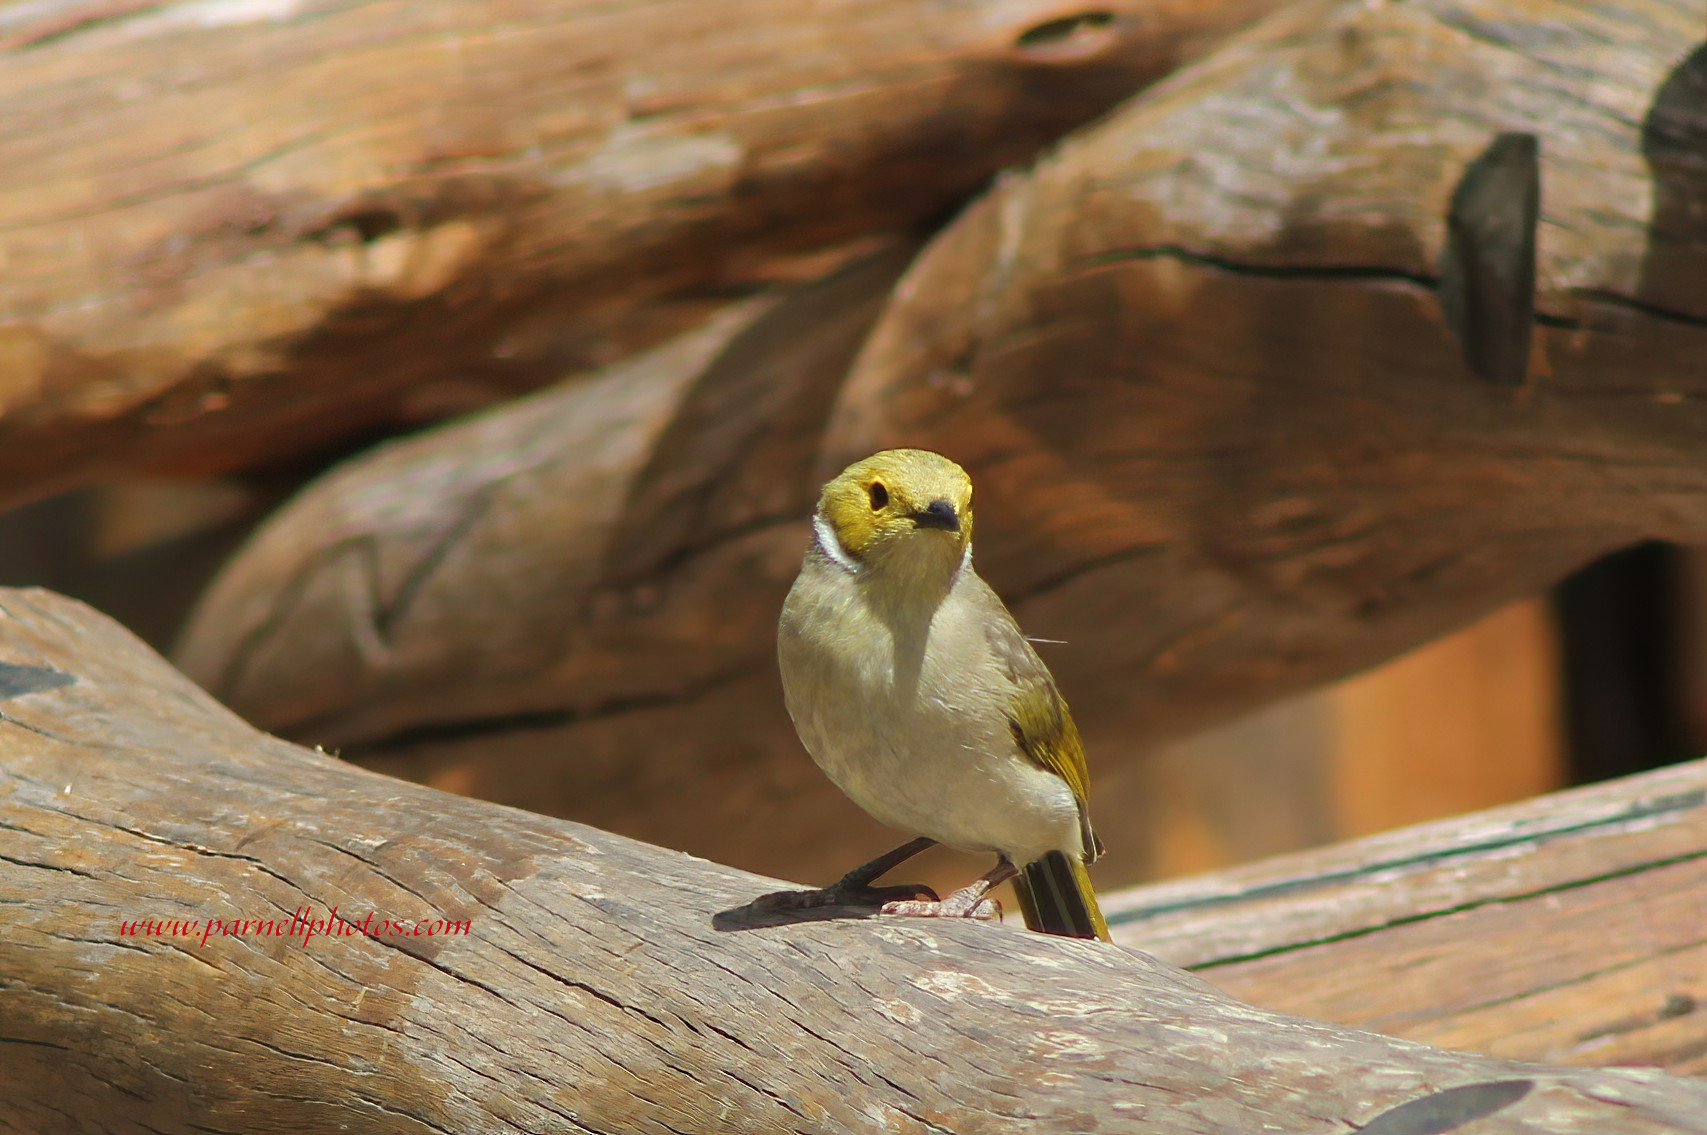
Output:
(813, 449), (974, 573)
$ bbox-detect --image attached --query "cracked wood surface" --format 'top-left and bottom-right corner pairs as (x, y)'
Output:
(5, 588), (1707, 1133)
(0, 0), (1279, 509)
(1108, 758), (1707, 1075)
(174, 0), (1707, 892)
(828, 0), (1707, 763)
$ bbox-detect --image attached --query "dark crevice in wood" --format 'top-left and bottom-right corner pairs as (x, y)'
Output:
(1070, 244), (1707, 331)
(0, 853), (98, 879)
(1072, 243), (1441, 287)
(0, 712), (68, 741)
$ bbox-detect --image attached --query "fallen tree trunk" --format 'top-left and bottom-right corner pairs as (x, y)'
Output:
(4, 588), (1707, 1132)
(1109, 756), (1707, 1075)
(0, 0), (1278, 508)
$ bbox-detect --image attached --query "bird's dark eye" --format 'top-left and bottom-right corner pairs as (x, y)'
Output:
(867, 482), (889, 510)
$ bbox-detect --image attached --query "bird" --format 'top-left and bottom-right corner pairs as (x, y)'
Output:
(766, 448), (1108, 941)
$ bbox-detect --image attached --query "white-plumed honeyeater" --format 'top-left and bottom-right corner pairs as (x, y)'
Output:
(770, 448), (1108, 941)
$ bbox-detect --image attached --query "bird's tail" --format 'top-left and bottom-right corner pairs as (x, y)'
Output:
(1013, 850), (1109, 942)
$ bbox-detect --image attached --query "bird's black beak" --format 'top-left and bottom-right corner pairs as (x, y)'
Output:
(911, 499), (960, 532)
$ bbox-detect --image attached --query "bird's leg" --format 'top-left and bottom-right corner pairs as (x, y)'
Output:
(881, 856), (1017, 921)
(831, 836), (939, 894)
(749, 837), (940, 911)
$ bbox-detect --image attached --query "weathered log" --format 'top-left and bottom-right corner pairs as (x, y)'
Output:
(827, 0), (1707, 756)
(5, 588), (1707, 1133)
(174, 0), (1707, 889)
(1109, 756), (1707, 1075)
(0, 0), (1278, 508)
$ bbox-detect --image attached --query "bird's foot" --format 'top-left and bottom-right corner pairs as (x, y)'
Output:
(750, 881), (940, 914)
(880, 886), (1001, 921)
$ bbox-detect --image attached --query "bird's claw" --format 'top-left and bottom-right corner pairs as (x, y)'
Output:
(879, 896), (1002, 921)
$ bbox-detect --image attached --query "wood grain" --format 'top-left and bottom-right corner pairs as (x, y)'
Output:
(5, 586), (1707, 1132)
(0, 0), (1279, 508)
(1108, 757), (1707, 1076)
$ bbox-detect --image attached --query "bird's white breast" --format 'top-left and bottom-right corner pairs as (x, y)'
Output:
(777, 556), (1082, 866)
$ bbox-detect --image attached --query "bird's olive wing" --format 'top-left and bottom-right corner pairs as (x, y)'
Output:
(984, 613), (1091, 810)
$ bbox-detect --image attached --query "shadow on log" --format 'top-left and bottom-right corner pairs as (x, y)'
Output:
(4, 587), (1707, 1132)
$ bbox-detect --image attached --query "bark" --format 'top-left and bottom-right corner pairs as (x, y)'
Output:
(173, 0), (1707, 888)
(4, 587), (1707, 1133)
(0, 0), (1278, 508)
